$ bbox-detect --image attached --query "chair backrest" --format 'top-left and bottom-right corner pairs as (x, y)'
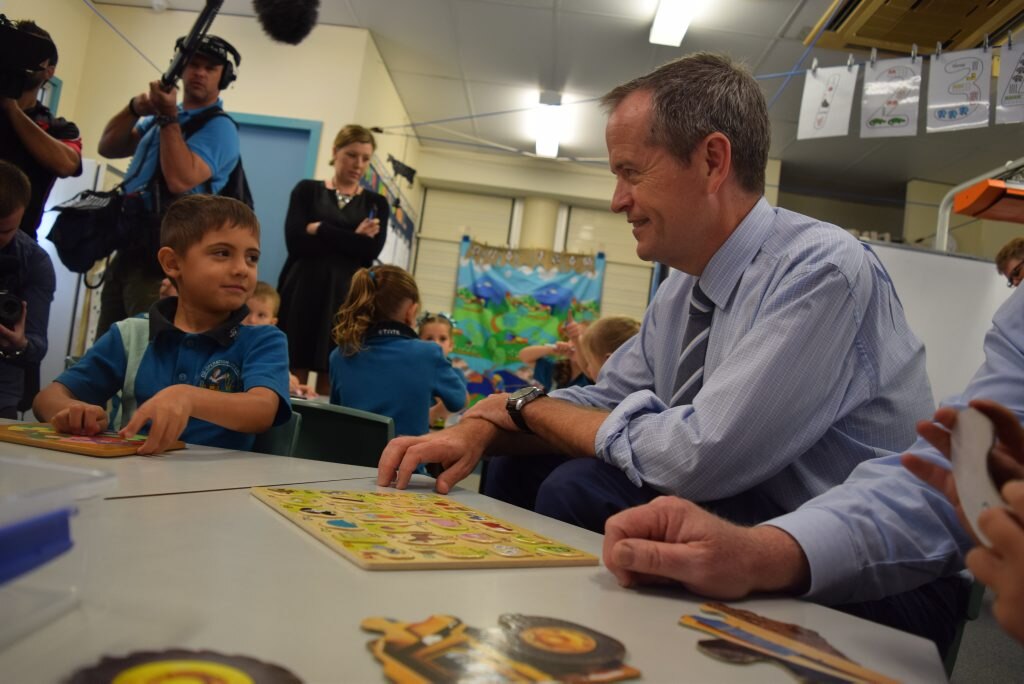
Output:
(251, 411), (302, 457)
(290, 399), (395, 467)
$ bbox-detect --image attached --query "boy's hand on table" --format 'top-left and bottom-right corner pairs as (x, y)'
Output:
(50, 402), (109, 436)
(377, 418), (497, 494)
(120, 385), (194, 455)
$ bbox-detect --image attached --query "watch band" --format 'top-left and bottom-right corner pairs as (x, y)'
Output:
(155, 114), (179, 128)
(508, 403), (532, 433)
(507, 387), (545, 434)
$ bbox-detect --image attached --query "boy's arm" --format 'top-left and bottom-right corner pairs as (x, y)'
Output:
(33, 383), (110, 435)
(120, 385), (280, 455)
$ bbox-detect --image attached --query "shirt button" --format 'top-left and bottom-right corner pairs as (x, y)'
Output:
(178, 373), (187, 382)
(185, 339), (195, 348)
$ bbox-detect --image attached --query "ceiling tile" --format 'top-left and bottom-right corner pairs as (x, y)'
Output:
(348, 0), (463, 78)
(453, 0), (556, 86)
(559, 0), (658, 21)
(555, 11), (659, 96)
(390, 72), (471, 124)
(693, 0), (803, 39)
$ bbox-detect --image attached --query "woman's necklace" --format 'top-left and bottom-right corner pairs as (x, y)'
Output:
(332, 180), (359, 209)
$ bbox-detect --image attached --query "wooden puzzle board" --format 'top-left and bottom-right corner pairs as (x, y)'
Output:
(0, 423), (185, 458)
(251, 487), (599, 570)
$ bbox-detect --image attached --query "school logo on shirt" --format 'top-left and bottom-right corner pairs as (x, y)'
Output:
(199, 360), (242, 393)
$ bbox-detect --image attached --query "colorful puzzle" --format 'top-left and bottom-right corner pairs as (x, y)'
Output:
(0, 423), (185, 458)
(251, 487), (598, 570)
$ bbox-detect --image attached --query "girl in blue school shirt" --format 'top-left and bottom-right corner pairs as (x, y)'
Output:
(329, 265), (467, 436)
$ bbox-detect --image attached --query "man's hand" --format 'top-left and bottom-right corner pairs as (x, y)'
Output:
(603, 496), (810, 598)
(130, 93), (158, 117)
(966, 480), (1024, 644)
(377, 418), (497, 494)
(463, 393), (518, 432)
(119, 385), (194, 455)
(148, 81), (178, 117)
(50, 401), (109, 436)
(355, 217), (380, 238)
(903, 399), (1024, 542)
(0, 302), (28, 351)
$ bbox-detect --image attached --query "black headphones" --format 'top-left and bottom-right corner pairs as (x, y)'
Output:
(173, 34), (242, 91)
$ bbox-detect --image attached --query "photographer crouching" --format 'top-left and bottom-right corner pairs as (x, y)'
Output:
(0, 161), (55, 418)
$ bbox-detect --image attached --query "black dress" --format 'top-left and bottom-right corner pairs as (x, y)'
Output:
(277, 179), (389, 372)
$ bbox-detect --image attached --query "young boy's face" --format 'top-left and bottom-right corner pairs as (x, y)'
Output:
(244, 296), (278, 326)
(166, 224), (260, 314)
(420, 321), (453, 355)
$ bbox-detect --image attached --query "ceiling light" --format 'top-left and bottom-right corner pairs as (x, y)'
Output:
(649, 0), (706, 47)
(535, 91), (563, 158)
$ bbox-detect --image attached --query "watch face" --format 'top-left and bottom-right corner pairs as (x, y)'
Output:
(511, 387), (539, 401)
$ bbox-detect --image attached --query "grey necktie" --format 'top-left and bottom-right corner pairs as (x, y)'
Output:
(672, 283), (714, 406)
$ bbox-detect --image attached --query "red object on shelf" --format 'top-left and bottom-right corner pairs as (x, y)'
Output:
(954, 179), (1024, 224)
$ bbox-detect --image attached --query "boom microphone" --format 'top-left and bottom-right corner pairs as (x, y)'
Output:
(252, 0), (319, 45)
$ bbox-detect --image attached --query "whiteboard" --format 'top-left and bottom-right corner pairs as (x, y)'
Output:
(871, 241), (1012, 404)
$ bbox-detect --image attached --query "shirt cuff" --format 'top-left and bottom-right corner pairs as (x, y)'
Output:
(761, 509), (864, 605)
(594, 389), (671, 488)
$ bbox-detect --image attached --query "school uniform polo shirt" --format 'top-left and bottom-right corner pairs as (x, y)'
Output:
(56, 298), (291, 451)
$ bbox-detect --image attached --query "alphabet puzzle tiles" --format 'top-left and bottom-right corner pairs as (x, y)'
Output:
(251, 487), (598, 570)
(0, 423), (184, 457)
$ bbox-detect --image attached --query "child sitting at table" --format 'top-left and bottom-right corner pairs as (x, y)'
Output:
(418, 312), (468, 428)
(576, 316), (641, 381)
(329, 265), (466, 436)
(243, 281), (317, 398)
(33, 195), (292, 454)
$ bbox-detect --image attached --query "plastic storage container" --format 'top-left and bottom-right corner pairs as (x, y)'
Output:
(0, 456), (115, 648)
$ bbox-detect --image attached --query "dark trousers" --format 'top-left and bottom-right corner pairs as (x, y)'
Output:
(97, 251), (163, 338)
(481, 454), (968, 657)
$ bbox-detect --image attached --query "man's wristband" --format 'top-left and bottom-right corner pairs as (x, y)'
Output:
(155, 114), (179, 128)
(0, 346), (25, 361)
(127, 96), (141, 118)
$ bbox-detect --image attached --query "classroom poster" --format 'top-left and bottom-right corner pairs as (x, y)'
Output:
(996, 41), (1024, 125)
(450, 237), (605, 404)
(362, 163), (415, 269)
(860, 57), (920, 138)
(926, 48), (991, 132)
(797, 65), (859, 140)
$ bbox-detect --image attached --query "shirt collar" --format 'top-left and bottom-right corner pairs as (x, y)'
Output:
(180, 98), (224, 116)
(148, 297), (248, 346)
(697, 197), (776, 311)
(365, 320), (418, 340)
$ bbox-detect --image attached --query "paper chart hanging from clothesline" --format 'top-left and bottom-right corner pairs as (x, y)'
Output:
(797, 64), (860, 140)
(860, 57), (920, 138)
(926, 48), (991, 132)
(996, 41), (1024, 125)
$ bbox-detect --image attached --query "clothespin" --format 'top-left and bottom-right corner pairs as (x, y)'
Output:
(847, 53), (855, 71)
(1009, 33), (1014, 51)
(870, 47), (877, 68)
(811, 57), (819, 74)
(911, 43), (918, 64)
(983, 34), (990, 52)
(936, 41), (943, 58)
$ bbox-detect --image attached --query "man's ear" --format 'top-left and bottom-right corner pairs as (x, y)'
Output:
(157, 246), (182, 283)
(702, 132), (732, 195)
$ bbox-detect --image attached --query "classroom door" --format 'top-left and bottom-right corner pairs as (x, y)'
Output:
(236, 123), (312, 289)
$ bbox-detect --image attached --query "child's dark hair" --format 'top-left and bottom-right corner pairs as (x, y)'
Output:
(333, 265), (419, 355)
(160, 195), (260, 254)
(251, 281), (281, 316)
(0, 161), (30, 218)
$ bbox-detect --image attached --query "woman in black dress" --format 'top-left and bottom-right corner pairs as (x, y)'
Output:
(277, 124), (389, 395)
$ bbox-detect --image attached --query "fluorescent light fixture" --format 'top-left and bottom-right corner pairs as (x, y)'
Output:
(649, 0), (706, 47)
(535, 91), (563, 158)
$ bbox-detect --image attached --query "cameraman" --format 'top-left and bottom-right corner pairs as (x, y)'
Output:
(0, 161), (55, 419)
(96, 35), (241, 336)
(0, 20), (83, 240)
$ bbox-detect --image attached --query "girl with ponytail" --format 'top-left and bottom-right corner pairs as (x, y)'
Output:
(329, 265), (467, 437)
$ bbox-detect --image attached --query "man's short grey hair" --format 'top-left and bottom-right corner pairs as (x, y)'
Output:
(601, 53), (770, 195)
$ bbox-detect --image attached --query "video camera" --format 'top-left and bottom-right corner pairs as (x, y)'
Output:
(0, 255), (23, 330)
(0, 14), (57, 99)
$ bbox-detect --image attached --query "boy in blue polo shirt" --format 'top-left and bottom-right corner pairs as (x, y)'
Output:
(33, 195), (291, 454)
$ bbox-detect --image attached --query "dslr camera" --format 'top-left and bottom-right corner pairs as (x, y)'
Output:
(0, 14), (56, 99)
(0, 256), (22, 330)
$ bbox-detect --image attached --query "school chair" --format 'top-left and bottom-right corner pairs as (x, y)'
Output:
(251, 411), (302, 457)
(944, 579), (986, 676)
(290, 399), (394, 467)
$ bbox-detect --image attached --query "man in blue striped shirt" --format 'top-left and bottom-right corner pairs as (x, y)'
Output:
(379, 53), (953, 645)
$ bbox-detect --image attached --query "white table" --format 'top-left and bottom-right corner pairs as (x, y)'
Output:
(0, 477), (947, 682)
(0, 440), (377, 499)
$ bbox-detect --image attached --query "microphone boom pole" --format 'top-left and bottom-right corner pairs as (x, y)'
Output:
(160, 0), (223, 89)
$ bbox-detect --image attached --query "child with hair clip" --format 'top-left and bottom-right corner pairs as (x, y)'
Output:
(418, 312), (468, 428)
(329, 266), (466, 437)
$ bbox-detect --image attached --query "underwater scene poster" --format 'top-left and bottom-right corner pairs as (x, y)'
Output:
(450, 237), (605, 404)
